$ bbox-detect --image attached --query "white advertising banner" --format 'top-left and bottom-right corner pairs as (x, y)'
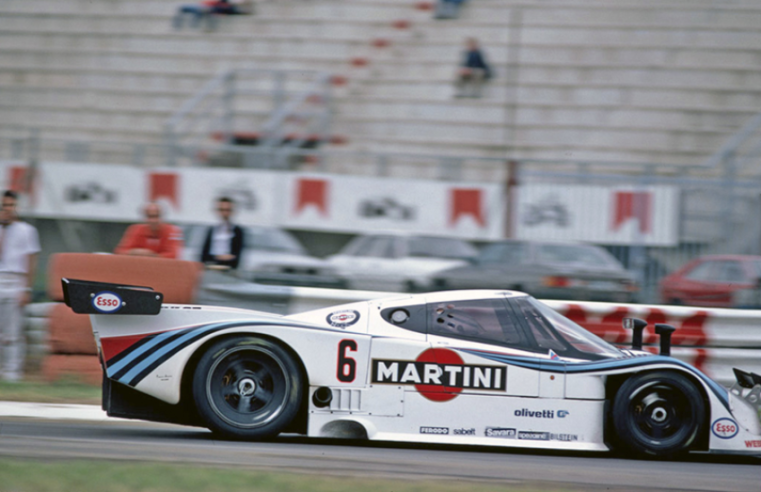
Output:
(0, 161), (144, 221)
(0, 161), (678, 245)
(280, 174), (505, 239)
(144, 168), (282, 226)
(514, 183), (679, 246)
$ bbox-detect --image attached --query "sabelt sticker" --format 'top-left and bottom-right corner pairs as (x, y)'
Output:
(326, 310), (360, 328)
(711, 418), (738, 439)
(92, 291), (123, 313)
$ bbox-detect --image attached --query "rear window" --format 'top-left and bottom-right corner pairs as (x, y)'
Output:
(409, 237), (476, 260)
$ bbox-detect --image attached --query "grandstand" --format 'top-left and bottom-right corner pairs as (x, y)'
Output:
(2, 0), (761, 175)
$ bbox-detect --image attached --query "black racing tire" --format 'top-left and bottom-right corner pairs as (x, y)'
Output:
(612, 371), (704, 458)
(192, 337), (302, 440)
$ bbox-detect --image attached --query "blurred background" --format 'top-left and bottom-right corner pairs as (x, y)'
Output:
(3, 0), (761, 308)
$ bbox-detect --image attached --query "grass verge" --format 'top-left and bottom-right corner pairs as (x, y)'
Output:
(0, 378), (101, 404)
(0, 459), (577, 492)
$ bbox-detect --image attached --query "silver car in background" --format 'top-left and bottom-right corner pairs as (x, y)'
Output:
(183, 225), (347, 288)
(431, 240), (638, 302)
(326, 233), (478, 292)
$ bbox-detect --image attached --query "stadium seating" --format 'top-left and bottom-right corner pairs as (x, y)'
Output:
(2, 0), (761, 173)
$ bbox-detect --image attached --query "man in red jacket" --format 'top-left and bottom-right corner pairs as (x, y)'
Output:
(114, 203), (183, 259)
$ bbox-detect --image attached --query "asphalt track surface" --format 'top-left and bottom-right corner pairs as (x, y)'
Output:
(0, 413), (759, 492)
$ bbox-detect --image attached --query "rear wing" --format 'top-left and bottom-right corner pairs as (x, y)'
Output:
(62, 278), (164, 315)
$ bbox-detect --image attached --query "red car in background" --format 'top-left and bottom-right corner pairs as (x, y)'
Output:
(659, 255), (761, 308)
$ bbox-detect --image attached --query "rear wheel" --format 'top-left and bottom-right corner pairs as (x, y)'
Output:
(193, 337), (302, 440)
(612, 371), (704, 457)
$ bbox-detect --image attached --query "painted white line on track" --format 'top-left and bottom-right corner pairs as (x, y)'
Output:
(0, 401), (119, 421)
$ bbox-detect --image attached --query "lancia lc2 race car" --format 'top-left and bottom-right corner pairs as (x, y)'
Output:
(62, 278), (761, 458)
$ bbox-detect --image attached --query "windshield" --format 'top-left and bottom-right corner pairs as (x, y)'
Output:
(513, 297), (622, 359)
(248, 228), (305, 254)
(536, 244), (622, 269)
(408, 237), (477, 260)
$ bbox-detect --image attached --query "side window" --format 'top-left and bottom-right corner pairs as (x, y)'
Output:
(365, 237), (395, 258)
(341, 236), (373, 257)
(501, 243), (527, 263)
(715, 261), (746, 283)
(428, 298), (526, 346)
(685, 261), (715, 281)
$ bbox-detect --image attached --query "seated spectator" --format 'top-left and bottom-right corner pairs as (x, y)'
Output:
(435, 0), (467, 19)
(114, 203), (183, 259)
(200, 197), (244, 270)
(173, 0), (253, 30)
(455, 38), (492, 98)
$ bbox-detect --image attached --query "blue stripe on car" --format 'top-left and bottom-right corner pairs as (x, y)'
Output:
(105, 319), (327, 386)
(459, 349), (730, 409)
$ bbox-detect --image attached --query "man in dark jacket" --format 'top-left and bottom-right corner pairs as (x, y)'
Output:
(455, 38), (492, 98)
(201, 197), (244, 270)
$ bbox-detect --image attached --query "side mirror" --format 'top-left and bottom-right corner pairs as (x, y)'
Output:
(622, 318), (647, 351)
(654, 324), (676, 356)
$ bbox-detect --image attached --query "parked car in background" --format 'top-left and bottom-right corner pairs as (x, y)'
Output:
(326, 233), (478, 292)
(183, 225), (346, 288)
(659, 255), (761, 308)
(431, 240), (638, 302)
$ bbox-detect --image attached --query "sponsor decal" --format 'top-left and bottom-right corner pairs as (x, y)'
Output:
(149, 172), (179, 210)
(453, 428), (476, 436)
(326, 310), (360, 328)
(518, 431), (550, 441)
(514, 409), (568, 419)
(711, 418), (738, 439)
(485, 427), (516, 439)
(92, 291), (122, 313)
(358, 197), (415, 221)
(450, 188), (485, 227)
(371, 348), (506, 402)
(420, 426), (449, 435)
(65, 182), (117, 204)
(295, 178), (328, 216)
(522, 196), (570, 228)
(613, 191), (651, 233)
(550, 433), (579, 442)
(745, 440), (761, 448)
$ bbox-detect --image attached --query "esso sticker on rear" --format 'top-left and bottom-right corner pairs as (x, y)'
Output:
(92, 291), (123, 313)
(711, 418), (738, 439)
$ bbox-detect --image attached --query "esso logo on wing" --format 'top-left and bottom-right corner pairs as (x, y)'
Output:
(711, 418), (738, 439)
(92, 292), (123, 313)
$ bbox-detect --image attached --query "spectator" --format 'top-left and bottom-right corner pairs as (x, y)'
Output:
(455, 38), (492, 98)
(115, 203), (183, 259)
(434, 0), (467, 20)
(0, 190), (40, 382)
(200, 197), (244, 270)
(173, 0), (253, 30)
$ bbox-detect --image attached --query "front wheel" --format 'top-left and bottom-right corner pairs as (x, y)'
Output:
(612, 371), (704, 457)
(192, 337), (303, 440)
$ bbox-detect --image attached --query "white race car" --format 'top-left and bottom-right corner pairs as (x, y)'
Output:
(63, 278), (761, 458)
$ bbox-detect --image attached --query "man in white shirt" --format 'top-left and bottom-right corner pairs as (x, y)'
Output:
(0, 190), (40, 382)
(200, 197), (244, 270)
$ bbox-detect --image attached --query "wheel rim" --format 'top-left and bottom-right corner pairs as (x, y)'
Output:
(205, 346), (290, 429)
(627, 380), (693, 443)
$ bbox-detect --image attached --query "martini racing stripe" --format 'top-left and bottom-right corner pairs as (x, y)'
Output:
(107, 322), (244, 384)
(460, 349), (730, 409)
(106, 319), (326, 387)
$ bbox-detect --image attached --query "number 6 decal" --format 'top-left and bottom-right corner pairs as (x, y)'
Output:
(337, 339), (357, 383)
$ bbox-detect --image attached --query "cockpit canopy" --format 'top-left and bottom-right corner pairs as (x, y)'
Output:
(381, 293), (621, 360)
